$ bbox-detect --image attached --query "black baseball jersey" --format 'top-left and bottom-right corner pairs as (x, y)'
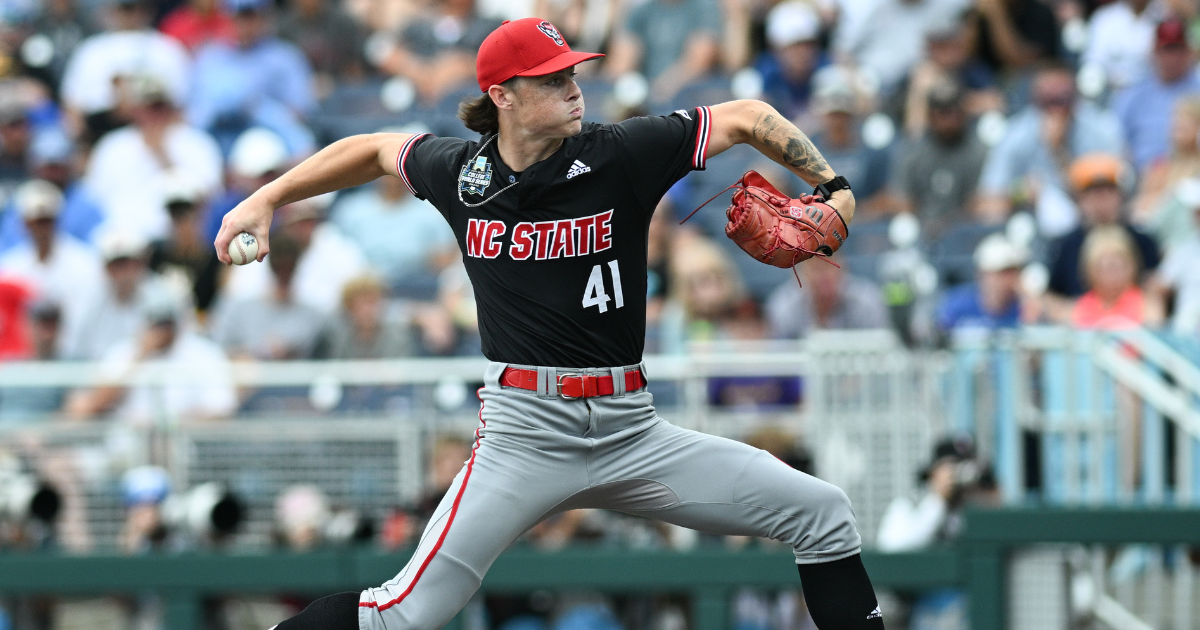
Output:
(397, 106), (714, 367)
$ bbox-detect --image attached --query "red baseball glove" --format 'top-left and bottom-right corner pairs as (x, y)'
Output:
(722, 171), (849, 269)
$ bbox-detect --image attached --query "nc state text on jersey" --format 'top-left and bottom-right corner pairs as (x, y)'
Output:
(465, 211), (614, 260)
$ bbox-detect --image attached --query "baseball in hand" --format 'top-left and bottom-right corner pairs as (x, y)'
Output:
(228, 232), (259, 265)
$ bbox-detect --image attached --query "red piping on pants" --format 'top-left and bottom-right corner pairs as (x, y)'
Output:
(361, 389), (486, 612)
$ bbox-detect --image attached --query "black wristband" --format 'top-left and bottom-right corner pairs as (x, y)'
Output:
(814, 175), (851, 198)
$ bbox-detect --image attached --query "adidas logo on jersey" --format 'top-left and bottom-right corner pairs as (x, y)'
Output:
(566, 160), (592, 179)
(866, 607), (882, 620)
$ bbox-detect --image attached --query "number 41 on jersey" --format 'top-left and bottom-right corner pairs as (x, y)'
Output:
(583, 260), (624, 313)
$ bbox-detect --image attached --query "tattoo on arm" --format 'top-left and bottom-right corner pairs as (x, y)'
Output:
(750, 113), (832, 183)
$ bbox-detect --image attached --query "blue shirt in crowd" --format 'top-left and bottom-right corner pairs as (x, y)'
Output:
(329, 187), (456, 286)
(1112, 70), (1200, 171)
(936, 283), (1020, 331)
(187, 37), (316, 155)
(0, 183), (105, 252)
(978, 102), (1124, 195)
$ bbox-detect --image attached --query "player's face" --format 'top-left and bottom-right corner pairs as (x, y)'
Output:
(509, 69), (584, 138)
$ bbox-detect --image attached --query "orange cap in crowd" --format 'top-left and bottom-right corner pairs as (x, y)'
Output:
(1068, 153), (1125, 192)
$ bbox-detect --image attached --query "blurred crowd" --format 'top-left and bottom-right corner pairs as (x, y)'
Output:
(0, 0), (1190, 419)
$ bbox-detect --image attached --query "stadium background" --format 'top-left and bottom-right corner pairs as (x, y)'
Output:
(0, 0), (1200, 628)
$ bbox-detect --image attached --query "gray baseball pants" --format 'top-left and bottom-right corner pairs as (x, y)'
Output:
(358, 362), (862, 630)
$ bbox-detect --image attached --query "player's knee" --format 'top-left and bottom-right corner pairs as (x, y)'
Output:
(792, 479), (861, 559)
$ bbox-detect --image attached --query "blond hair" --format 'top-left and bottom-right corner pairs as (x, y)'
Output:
(341, 275), (388, 311)
(1080, 225), (1139, 289)
(668, 235), (746, 317)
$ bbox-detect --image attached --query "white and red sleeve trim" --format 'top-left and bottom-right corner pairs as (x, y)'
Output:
(692, 106), (712, 170)
(395, 133), (429, 196)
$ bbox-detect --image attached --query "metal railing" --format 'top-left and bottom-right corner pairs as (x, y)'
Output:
(952, 327), (1200, 506)
(0, 332), (950, 551)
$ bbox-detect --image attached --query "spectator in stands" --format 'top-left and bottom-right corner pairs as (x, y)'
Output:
(159, 0), (237, 51)
(0, 92), (32, 188)
(970, 0), (1060, 77)
(755, 1), (825, 121)
(12, 129), (106, 247)
(223, 198), (369, 314)
(876, 437), (994, 628)
(902, 20), (1001, 139)
(118, 466), (172, 553)
(530, 0), (616, 54)
(643, 198), (675, 353)
(64, 230), (188, 361)
(1113, 19), (1200, 172)
(65, 286), (236, 423)
(0, 301), (68, 422)
(0, 180), (104, 353)
(894, 80), (988, 238)
(878, 436), (996, 548)
(188, 0), (316, 157)
(658, 234), (759, 352)
(1132, 98), (1200, 247)
(25, 0), (98, 90)
(605, 0), (722, 101)
(1083, 0), (1167, 91)
(204, 127), (291, 242)
(835, 0), (969, 95)
(766, 259), (888, 338)
(274, 485), (331, 550)
(330, 164), (457, 296)
(375, 0), (500, 103)
(1060, 225), (1157, 328)
(1148, 199), (1200, 336)
(1045, 154), (1160, 299)
(210, 235), (329, 360)
(412, 437), (471, 526)
(58, 0), (190, 143)
(326, 276), (416, 359)
(147, 174), (222, 315)
(936, 233), (1027, 331)
(84, 74), (224, 242)
(278, 0), (368, 94)
(0, 279), (35, 362)
(434, 260), (479, 355)
(808, 68), (892, 208)
(976, 64), (1124, 222)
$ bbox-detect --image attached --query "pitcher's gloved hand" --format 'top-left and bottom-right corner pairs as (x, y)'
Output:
(723, 170), (849, 269)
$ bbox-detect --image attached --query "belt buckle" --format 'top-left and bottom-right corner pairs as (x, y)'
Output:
(557, 374), (578, 400)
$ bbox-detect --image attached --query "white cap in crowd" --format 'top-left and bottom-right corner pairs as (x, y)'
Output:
(15, 179), (64, 221)
(97, 229), (149, 262)
(766, 1), (821, 49)
(140, 283), (181, 324)
(974, 234), (1029, 273)
(229, 127), (290, 179)
(812, 66), (858, 114)
(161, 170), (205, 206)
(124, 73), (175, 107)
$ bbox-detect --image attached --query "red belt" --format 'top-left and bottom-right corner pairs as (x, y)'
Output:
(501, 367), (646, 399)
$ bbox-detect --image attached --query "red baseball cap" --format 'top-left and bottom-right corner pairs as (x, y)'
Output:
(1156, 18), (1189, 49)
(476, 18), (604, 92)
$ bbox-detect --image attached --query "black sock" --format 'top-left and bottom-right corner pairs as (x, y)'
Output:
(274, 592), (360, 630)
(797, 554), (885, 629)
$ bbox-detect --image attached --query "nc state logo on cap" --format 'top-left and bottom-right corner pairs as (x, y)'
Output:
(537, 21), (565, 45)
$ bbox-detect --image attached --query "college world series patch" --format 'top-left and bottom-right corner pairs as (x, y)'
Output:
(460, 156), (494, 195)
